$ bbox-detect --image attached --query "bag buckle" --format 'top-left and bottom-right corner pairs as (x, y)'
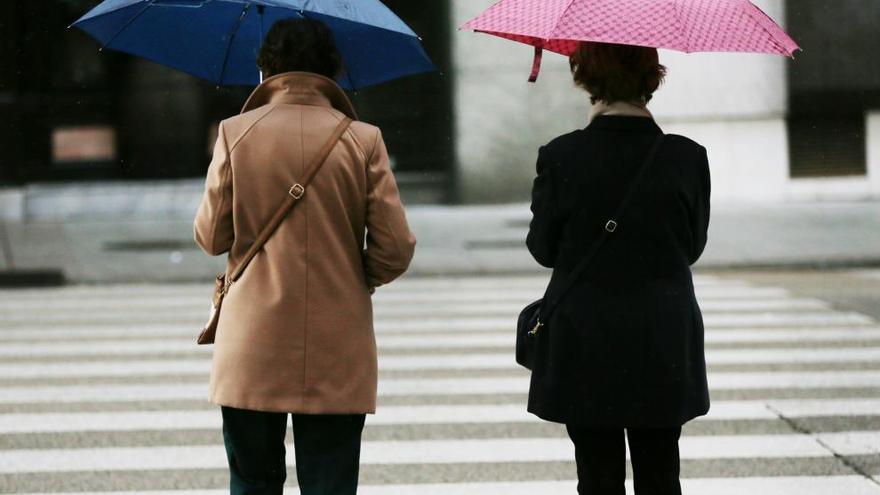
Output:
(605, 220), (618, 233)
(529, 319), (543, 335)
(289, 184), (305, 199)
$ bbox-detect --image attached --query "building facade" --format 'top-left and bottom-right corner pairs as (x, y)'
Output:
(452, 0), (880, 203)
(0, 0), (454, 220)
(1, 0), (879, 222)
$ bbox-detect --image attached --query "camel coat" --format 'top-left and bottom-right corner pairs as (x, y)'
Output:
(194, 72), (416, 414)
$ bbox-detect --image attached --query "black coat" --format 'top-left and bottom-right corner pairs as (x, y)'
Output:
(526, 115), (711, 428)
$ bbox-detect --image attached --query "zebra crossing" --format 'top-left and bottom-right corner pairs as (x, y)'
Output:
(0, 274), (879, 493)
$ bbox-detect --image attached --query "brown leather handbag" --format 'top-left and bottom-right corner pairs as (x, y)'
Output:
(197, 117), (353, 345)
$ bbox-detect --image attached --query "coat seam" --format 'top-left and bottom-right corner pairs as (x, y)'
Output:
(369, 129), (405, 261)
(228, 105), (278, 153)
(300, 107), (309, 411)
(209, 122), (231, 254)
(317, 107), (366, 157)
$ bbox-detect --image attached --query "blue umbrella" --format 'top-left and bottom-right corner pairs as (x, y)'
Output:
(72, 0), (436, 89)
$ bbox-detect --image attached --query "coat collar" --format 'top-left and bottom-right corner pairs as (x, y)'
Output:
(587, 101), (661, 133)
(241, 72), (358, 120)
(587, 115), (663, 133)
(588, 100), (653, 123)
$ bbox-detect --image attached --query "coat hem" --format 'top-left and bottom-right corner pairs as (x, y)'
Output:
(210, 396), (376, 415)
(527, 404), (709, 428)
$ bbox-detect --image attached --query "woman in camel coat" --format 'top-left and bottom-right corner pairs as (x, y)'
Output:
(194, 18), (415, 495)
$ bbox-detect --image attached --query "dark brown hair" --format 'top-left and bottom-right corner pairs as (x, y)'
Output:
(569, 42), (667, 104)
(257, 18), (342, 80)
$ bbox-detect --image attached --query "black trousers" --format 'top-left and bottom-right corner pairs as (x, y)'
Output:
(566, 425), (682, 495)
(221, 406), (366, 495)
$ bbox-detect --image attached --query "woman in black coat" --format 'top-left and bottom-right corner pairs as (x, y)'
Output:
(526, 42), (711, 495)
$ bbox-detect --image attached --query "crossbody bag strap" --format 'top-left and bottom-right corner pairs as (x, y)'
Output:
(225, 117), (353, 290)
(536, 133), (665, 326)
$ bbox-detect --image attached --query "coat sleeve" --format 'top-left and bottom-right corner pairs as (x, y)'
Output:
(363, 129), (416, 289)
(194, 122), (235, 256)
(688, 147), (711, 265)
(526, 146), (563, 268)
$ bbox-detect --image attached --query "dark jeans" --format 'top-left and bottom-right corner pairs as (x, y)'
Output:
(221, 406), (366, 495)
(566, 425), (682, 495)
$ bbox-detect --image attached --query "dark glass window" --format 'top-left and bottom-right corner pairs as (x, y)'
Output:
(786, 0), (879, 178)
(1, 0), (454, 196)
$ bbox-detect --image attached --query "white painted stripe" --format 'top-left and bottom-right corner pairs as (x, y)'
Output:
(6, 325), (880, 357)
(0, 340), (212, 357)
(0, 433), (850, 473)
(707, 327), (880, 343)
(0, 275), (734, 298)
(0, 406), (533, 434)
(0, 403), (742, 434)
(0, 324), (196, 340)
(704, 312), (875, 326)
(2, 294), (830, 322)
(3, 399), (880, 434)
(0, 410), (225, 434)
(4, 324), (880, 343)
(705, 347), (880, 364)
(376, 336), (880, 353)
(767, 399), (880, 419)
(346, 478), (880, 495)
(17, 347), (880, 378)
(0, 360), (213, 378)
(324, 477), (880, 495)
(13, 307), (862, 327)
(383, 299), (832, 316)
(0, 290), (804, 321)
(13, 476), (880, 495)
(705, 371), (880, 390)
(818, 431), (880, 456)
(18, 306), (875, 327)
(7, 345), (880, 380)
(3, 372), (880, 404)
(373, 313), (876, 332)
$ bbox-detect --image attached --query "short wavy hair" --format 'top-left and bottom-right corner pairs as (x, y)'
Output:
(257, 18), (342, 80)
(569, 42), (667, 104)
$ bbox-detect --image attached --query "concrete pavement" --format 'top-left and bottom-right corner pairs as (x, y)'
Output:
(1, 201), (879, 284)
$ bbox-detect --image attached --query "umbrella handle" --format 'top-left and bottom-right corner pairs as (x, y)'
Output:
(528, 46), (543, 83)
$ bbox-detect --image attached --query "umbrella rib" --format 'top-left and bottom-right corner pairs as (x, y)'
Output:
(218, 2), (253, 85)
(745, 5), (798, 56)
(670, 0), (691, 53)
(546, 0), (578, 45)
(98, 0), (157, 51)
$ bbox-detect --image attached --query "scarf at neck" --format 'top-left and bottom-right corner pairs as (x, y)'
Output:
(588, 100), (653, 123)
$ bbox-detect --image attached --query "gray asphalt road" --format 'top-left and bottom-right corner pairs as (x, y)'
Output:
(0, 271), (879, 494)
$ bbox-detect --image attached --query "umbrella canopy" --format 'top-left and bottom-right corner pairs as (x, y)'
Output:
(461, 0), (800, 81)
(73, 0), (435, 89)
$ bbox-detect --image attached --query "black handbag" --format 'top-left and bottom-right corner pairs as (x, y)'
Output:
(516, 134), (665, 370)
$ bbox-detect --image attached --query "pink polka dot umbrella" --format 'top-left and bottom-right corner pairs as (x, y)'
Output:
(461, 0), (801, 82)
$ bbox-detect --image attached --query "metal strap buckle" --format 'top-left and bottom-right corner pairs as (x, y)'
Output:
(529, 320), (543, 336)
(605, 220), (618, 233)
(289, 184), (305, 199)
